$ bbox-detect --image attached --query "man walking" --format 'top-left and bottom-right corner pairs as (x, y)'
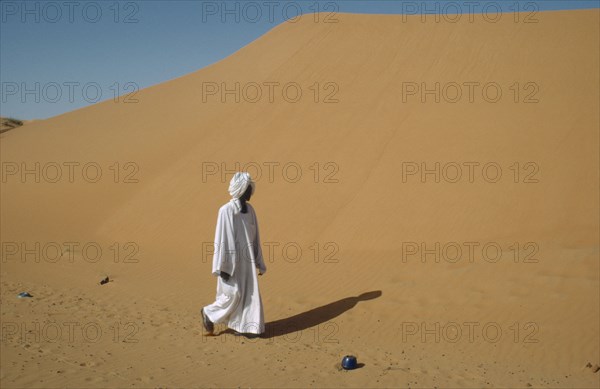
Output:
(202, 172), (267, 336)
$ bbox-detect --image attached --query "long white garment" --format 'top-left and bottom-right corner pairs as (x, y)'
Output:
(203, 201), (267, 334)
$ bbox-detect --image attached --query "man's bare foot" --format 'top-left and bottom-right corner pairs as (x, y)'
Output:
(201, 309), (214, 334)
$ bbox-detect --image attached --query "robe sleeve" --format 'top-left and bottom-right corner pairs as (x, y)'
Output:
(253, 209), (267, 274)
(212, 205), (236, 277)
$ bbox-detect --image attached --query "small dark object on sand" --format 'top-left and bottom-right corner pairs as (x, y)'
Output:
(100, 276), (109, 285)
(342, 355), (358, 370)
(17, 292), (33, 298)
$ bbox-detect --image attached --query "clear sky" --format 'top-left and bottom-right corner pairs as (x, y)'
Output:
(1, 0), (598, 119)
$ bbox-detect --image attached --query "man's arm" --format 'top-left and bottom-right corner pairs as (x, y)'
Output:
(212, 206), (236, 277)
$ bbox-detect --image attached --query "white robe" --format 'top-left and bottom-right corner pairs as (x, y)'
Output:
(203, 201), (267, 334)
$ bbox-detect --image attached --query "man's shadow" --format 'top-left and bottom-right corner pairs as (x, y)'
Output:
(216, 291), (382, 338)
(262, 290), (382, 338)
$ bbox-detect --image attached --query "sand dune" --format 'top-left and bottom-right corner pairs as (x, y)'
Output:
(1, 9), (599, 388)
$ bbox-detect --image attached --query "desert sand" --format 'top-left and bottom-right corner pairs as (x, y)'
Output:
(1, 9), (599, 388)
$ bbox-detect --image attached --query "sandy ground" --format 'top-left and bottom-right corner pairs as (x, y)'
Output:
(1, 9), (599, 389)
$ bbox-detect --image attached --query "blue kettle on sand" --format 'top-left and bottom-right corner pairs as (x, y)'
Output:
(341, 355), (358, 370)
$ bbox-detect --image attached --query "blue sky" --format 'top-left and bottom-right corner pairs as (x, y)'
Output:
(1, 0), (598, 119)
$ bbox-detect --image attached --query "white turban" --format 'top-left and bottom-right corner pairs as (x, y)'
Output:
(228, 172), (255, 213)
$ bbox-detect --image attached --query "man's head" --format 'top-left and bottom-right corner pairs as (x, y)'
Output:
(228, 172), (255, 201)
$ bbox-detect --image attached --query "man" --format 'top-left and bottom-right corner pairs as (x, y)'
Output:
(201, 172), (267, 336)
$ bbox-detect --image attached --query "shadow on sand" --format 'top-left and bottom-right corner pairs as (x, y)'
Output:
(262, 290), (382, 338)
(216, 291), (382, 338)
